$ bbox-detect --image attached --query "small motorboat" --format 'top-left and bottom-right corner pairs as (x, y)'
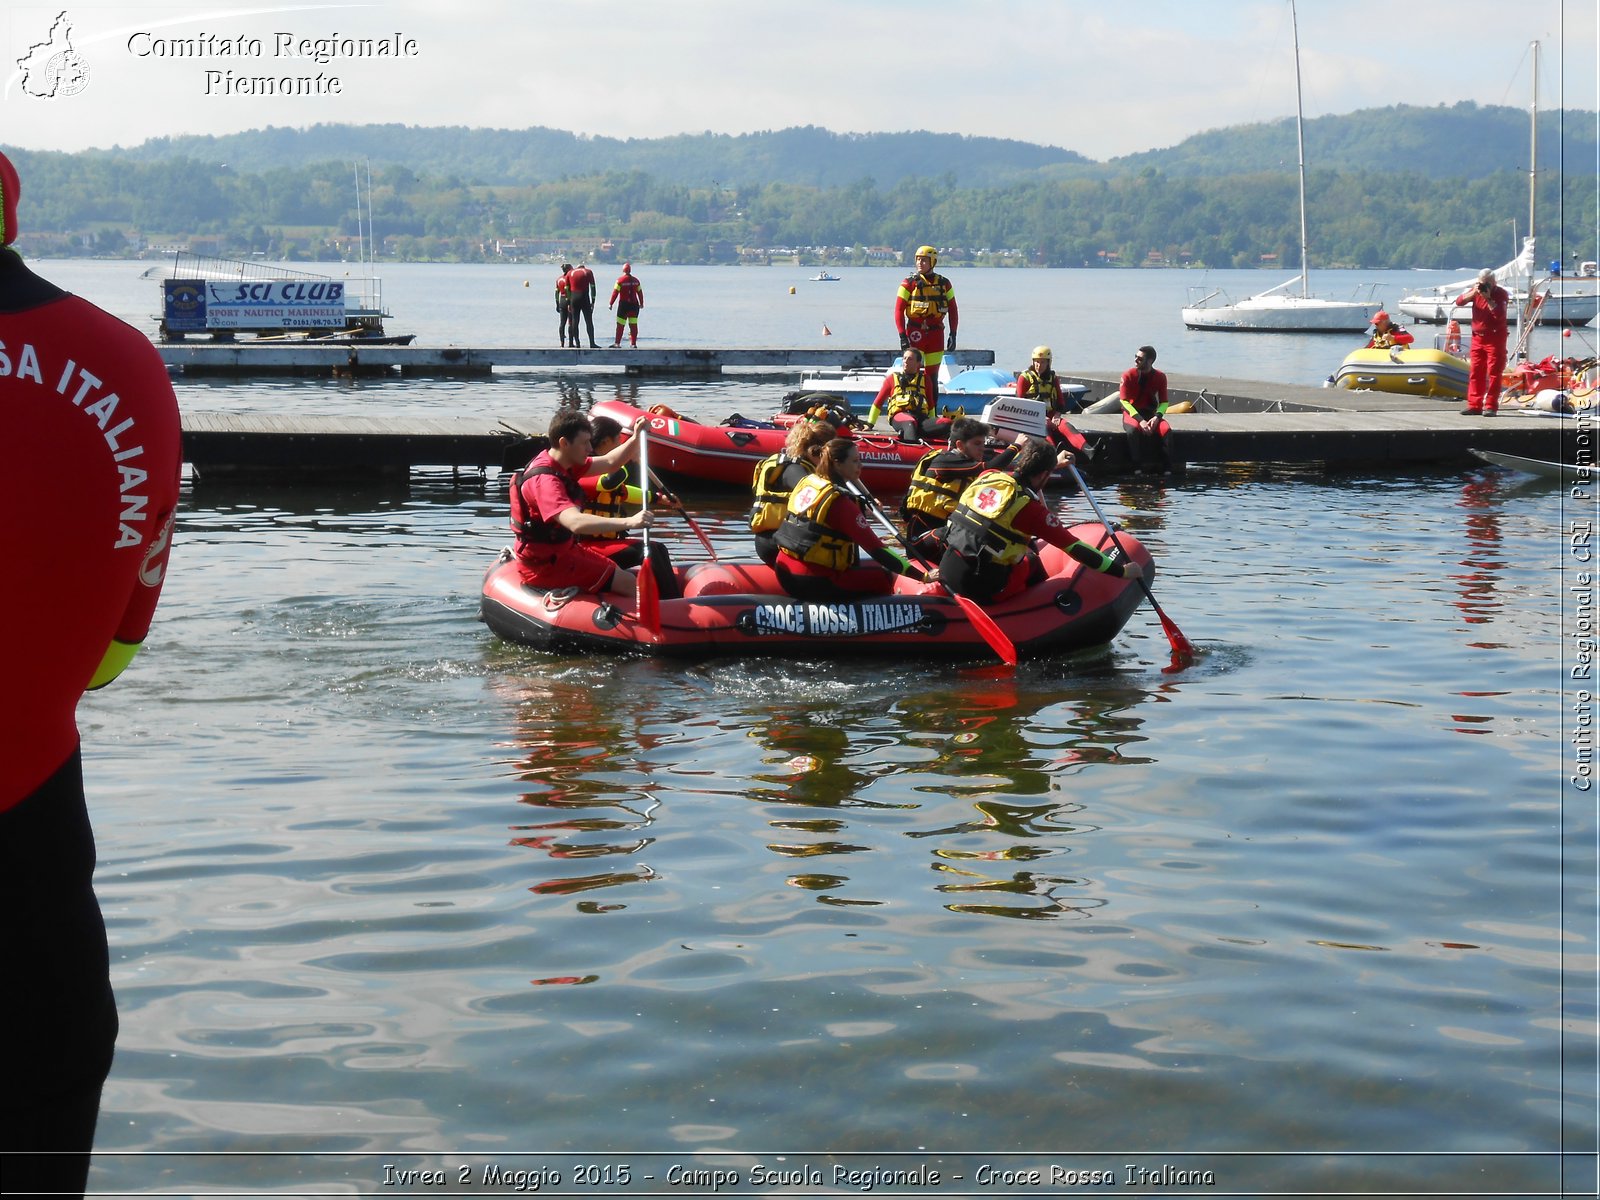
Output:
(810, 271), (841, 282)
(591, 398), (932, 492)
(479, 532), (1154, 661)
(1332, 346), (1470, 399)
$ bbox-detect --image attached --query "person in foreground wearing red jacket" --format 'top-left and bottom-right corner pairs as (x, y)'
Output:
(1454, 269), (1510, 416)
(1, 148), (183, 1199)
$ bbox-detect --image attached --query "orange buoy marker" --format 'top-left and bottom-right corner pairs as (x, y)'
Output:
(822, 324), (832, 337)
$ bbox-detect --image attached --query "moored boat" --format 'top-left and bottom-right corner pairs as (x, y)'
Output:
(1471, 448), (1596, 484)
(590, 398), (931, 492)
(479, 532), (1154, 661)
(1332, 346), (1470, 399)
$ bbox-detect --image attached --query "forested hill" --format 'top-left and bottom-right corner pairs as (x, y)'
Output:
(110, 102), (1594, 188)
(119, 125), (1091, 190)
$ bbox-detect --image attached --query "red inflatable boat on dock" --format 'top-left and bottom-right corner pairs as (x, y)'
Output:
(480, 530), (1155, 662)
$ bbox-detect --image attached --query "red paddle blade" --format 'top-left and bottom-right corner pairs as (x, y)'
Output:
(636, 563), (660, 633)
(951, 591), (1017, 667)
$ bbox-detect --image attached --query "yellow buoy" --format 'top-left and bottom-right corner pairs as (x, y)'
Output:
(789, 286), (796, 295)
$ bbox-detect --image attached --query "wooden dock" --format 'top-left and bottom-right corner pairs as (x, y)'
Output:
(159, 344), (994, 377)
(178, 373), (1589, 484)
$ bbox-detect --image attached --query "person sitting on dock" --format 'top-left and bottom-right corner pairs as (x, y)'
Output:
(609, 263), (644, 348)
(1119, 345), (1178, 476)
(774, 438), (931, 601)
(866, 348), (949, 444)
(900, 417), (1022, 556)
(1364, 311), (1415, 351)
(749, 418), (834, 566)
(578, 415), (679, 579)
(1015, 344), (1094, 459)
(939, 439), (1142, 605)
(510, 409), (679, 601)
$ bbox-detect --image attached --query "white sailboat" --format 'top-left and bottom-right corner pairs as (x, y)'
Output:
(1396, 41), (1600, 327)
(1181, 0), (1380, 333)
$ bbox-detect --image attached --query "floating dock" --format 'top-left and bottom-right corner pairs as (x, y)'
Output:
(159, 344), (993, 377)
(179, 372), (1589, 484)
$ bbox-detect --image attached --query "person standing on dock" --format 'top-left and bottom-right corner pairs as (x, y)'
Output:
(565, 261), (599, 348)
(609, 262), (644, 347)
(1119, 345), (1178, 475)
(894, 245), (958, 408)
(555, 264), (573, 347)
(1454, 269), (1510, 417)
(0, 148), (182, 1200)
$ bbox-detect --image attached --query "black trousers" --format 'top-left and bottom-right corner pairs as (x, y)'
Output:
(2, 746), (118, 1198)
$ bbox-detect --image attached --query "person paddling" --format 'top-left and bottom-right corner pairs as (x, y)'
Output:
(749, 418), (834, 566)
(900, 417), (1021, 557)
(774, 437), (932, 601)
(510, 409), (678, 603)
(940, 439), (1142, 605)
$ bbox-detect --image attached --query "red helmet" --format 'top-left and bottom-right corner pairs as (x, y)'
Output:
(622, 262), (632, 272)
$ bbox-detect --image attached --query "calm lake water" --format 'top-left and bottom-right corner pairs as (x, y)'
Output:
(34, 260), (1598, 1196)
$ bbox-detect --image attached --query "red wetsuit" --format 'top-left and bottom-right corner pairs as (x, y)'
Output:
(609, 270), (643, 346)
(564, 265), (597, 347)
(775, 486), (903, 598)
(893, 270), (958, 404)
(1453, 284), (1510, 414)
(1, 184), (181, 1193)
(510, 450), (620, 592)
(1119, 364), (1175, 473)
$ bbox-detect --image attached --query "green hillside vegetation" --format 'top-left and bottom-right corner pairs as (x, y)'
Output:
(5, 103), (1596, 269)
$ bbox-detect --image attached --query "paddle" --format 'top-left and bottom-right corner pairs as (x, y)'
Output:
(634, 426), (660, 632)
(1064, 463), (1195, 664)
(845, 481), (1018, 668)
(643, 465), (719, 561)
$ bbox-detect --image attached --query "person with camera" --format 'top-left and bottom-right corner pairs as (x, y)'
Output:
(1453, 269), (1510, 416)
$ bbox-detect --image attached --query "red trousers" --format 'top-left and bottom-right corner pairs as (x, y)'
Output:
(1466, 339), (1507, 412)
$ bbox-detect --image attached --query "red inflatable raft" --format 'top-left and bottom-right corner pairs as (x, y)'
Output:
(590, 398), (931, 492)
(480, 527), (1154, 662)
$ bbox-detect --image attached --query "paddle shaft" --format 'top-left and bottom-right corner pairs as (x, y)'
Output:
(635, 426), (660, 631)
(1064, 463), (1194, 658)
(644, 465), (719, 561)
(845, 481), (1018, 667)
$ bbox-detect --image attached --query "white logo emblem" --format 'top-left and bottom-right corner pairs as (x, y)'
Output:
(18, 12), (90, 99)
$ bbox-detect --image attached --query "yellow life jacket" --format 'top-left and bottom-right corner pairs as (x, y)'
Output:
(580, 467), (632, 540)
(775, 473), (858, 571)
(748, 452), (799, 533)
(885, 369), (930, 421)
(944, 470), (1036, 567)
(1019, 367), (1062, 410)
(902, 449), (970, 524)
(901, 272), (950, 324)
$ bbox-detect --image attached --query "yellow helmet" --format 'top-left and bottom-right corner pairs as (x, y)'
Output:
(915, 245), (937, 264)
(1031, 345), (1052, 361)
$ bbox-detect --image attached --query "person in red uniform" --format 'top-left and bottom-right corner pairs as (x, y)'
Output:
(1119, 344), (1178, 475)
(509, 408), (677, 600)
(899, 417), (1021, 554)
(608, 262), (644, 347)
(576, 414), (678, 575)
(939, 439), (1142, 605)
(894, 245), (957, 408)
(0, 148), (182, 1198)
(1454, 269), (1510, 416)
(555, 264), (572, 346)
(774, 438), (930, 601)
(866, 348), (948, 444)
(1364, 310), (1415, 350)
(564, 261), (599, 349)
(1015, 344), (1092, 457)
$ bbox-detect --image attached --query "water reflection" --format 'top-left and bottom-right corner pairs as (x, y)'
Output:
(1451, 474), (1506, 630)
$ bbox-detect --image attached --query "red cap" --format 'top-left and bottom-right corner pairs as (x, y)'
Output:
(0, 150), (19, 246)
(1373, 310), (1390, 323)
(622, 261), (631, 272)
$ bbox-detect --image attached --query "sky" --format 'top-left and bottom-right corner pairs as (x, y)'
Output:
(2, 0), (1596, 161)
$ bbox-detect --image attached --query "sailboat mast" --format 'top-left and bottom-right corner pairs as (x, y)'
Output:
(1528, 40), (1538, 246)
(1290, 0), (1309, 298)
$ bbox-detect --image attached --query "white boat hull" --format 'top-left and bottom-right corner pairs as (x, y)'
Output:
(1397, 287), (1600, 326)
(1182, 295), (1381, 333)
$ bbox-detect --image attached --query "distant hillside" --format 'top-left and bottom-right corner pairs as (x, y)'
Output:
(111, 103), (1597, 188)
(1106, 102), (1596, 180)
(119, 125), (1092, 190)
